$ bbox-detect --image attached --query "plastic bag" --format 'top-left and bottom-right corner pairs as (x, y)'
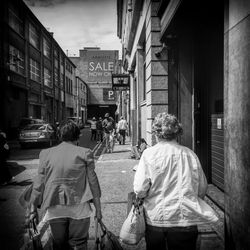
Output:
(119, 203), (145, 245)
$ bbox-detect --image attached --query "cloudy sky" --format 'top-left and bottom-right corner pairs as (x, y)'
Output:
(24, 0), (122, 57)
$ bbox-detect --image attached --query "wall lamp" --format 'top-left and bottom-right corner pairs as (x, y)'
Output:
(127, 0), (132, 12)
(155, 43), (170, 58)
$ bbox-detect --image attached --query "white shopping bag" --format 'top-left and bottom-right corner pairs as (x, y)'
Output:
(119, 203), (145, 245)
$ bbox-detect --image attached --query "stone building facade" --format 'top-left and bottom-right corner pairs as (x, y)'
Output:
(117, 0), (250, 248)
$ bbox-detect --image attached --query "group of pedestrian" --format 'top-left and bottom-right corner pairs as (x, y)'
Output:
(89, 116), (105, 142)
(24, 112), (218, 250)
(89, 113), (129, 153)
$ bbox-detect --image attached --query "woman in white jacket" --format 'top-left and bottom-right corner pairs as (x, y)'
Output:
(133, 113), (218, 250)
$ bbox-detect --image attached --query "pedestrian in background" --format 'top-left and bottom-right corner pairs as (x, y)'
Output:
(102, 113), (115, 153)
(29, 120), (102, 250)
(90, 117), (97, 141)
(117, 116), (128, 145)
(131, 138), (147, 160)
(96, 117), (103, 142)
(133, 112), (218, 250)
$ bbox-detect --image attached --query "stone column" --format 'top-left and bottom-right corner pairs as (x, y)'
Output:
(145, 1), (168, 145)
(224, 0), (250, 249)
(129, 72), (137, 146)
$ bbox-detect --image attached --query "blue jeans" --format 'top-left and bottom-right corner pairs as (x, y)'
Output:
(48, 217), (90, 250)
(145, 224), (198, 250)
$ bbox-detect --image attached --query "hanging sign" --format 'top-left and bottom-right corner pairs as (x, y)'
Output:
(111, 74), (130, 91)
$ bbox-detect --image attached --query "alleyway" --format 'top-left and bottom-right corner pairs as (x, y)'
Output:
(0, 137), (224, 249)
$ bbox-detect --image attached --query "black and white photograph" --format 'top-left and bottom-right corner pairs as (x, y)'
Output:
(0, 0), (249, 249)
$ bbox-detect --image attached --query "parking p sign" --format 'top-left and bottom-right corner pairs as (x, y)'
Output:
(103, 89), (116, 101)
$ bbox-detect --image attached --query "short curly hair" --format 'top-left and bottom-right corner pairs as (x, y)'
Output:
(60, 120), (80, 142)
(152, 113), (183, 141)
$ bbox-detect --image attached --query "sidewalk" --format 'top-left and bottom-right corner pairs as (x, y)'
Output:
(87, 138), (225, 250)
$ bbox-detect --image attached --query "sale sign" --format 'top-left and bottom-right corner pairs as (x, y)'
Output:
(81, 50), (119, 83)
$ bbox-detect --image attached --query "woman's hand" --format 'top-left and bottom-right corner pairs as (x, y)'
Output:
(95, 209), (102, 221)
(29, 204), (38, 224)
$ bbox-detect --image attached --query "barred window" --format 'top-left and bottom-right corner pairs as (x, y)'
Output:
(9, 8), (24, 35)
(43, 38), (51, 58)
(30, 58), (40, 82)
(44, 67), (52, 87)
(9, 45), (25, 75)
(29, 23), (40, 49)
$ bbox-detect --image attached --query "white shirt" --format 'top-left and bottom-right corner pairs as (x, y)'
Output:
(44, 202), (92, 221)
(117, 119), (128, 130)
(90, 120), (97, 129)
(133, 140), (218, 227)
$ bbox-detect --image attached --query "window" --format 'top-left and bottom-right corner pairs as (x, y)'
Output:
(30, 58), (40, 82)
(43, 38), (51, 58)
(54, 58), (59, 69)
(60, 73), (64, 89)
(54, 70), (59, 86)
(9, 45), (25, 75)
(65, 77), (73, 94)
(54, 49), (58, 58)
(9, 8), (24, 35)
(65, 76), (68, 92)
(61, 56), (64, 66)
(29, 23), (40, 49)
(44, 67), (52, 87)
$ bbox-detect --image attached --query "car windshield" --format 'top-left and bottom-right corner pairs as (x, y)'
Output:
(23, 124), (46, 130)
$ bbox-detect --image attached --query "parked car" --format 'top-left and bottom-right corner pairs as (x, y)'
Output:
(18, 117), (46, 131)
(19, 123), (57, 148)
(67, 117), (84, 129)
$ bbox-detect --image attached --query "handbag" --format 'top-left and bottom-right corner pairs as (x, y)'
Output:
(37, 216), (53, 250)
(119, 198), (145, 245)
(19, 184), (33, 208)
(20, 219), (43, 250)
(94, 218), (123, 250)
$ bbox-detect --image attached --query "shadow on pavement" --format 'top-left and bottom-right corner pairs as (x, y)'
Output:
(7, 162), (26, 177)
(0, 179), (32, 190)
(8, 179), (32, 186)
(111, 150), (130, 154)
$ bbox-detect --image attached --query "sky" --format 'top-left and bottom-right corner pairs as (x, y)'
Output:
(24, 0), (122, 57)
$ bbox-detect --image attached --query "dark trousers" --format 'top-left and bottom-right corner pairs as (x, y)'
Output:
(97, 130), (103, 141)
(91, 129), (97, 140)
(48, 217), (90, 250)
(145, 225), (198, 250)
(119, 129), (126, 144)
